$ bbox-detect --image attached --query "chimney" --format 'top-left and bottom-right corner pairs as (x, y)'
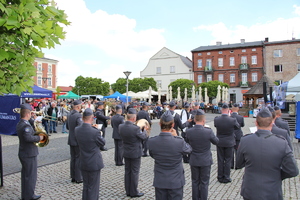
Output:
(216, 41), (222, 46)
(264, 37), (269, 42)
(241, 39), (245, 44)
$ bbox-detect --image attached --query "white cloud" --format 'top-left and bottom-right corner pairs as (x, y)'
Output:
(293, 5), (300, 15)
(83, 60), (101, 65)
(193, 6), (300, 44)
(55, 0), (166, 61)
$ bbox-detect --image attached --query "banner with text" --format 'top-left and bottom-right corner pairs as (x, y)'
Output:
(0, 95), (20, 135)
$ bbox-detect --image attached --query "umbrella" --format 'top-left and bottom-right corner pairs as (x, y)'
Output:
(192, 85), (195, 101)
(177, 87), (181, 101)
(216, 85), (221, 103)
(158, 87), (161, 103)
(169, 86), (172, 101)
(222, 86), (225, 101)
(204, 87), (209, 104)
(148, 86), (152, 104)
(224, 87), (228, 102)
(199, 87), (202, 102)
(166, 87), (169, 102)
(184, 88), (187, 102)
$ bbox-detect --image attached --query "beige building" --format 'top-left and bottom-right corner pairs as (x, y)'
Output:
(140, 47), (193, 94)
(264, 38), (300, 85)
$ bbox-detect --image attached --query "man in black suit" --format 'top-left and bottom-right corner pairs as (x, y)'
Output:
(47, 102), (58, 133)
(186, 109), (218, 200)
(214, 104), (240, 183)
(136, 102), (152, 157)
(66, 100), (83, 183)
(168, 101), (191, 136)
(186, 109), (219, 200)
(230, 103), (244, 169)
(180, 103), (191, 163)
(237, 108), (298, 200)
(95, 102), (111, 151)
(75, 108), (105, 200)
(274, 105), (291, 136)
(17, 104), (44, 200)
(111, 105), (125, 166)
(148, 110), (192, 200)
(119, 108), (148, 198)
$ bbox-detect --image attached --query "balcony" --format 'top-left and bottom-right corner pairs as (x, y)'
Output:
(204, 66), (213, 72)
(239, 63), (249, 70)
(240, 81), (248, 87)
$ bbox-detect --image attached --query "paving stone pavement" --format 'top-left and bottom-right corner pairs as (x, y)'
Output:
(1, 114), (300, 199)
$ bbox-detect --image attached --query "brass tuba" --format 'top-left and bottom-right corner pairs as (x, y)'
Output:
(13, 108), (50, 147)
(135, 119), (151, 137)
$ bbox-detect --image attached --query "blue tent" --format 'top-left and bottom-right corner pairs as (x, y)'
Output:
(21, 85), (53, 98)
(104, 91), (131, 102)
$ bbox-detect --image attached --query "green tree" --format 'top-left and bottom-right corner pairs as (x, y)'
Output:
(72, 76), (110, 96)
(168, 79), (195, 99)
(0, 0), (70, 95)
(198, 80), (229, 98)
(56, 86), (61, 98)
(111, 77), (157, 94)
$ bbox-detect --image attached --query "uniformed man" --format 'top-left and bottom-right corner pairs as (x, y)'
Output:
(75, 108), (105, 200)
(214, 104), (240, 183)
(119, 108), (148, 198)
(111, 105), (125, 166)
(274, 105), (291, 136)
(95, 102), (111, 151)
(148, 110), (192, 200)
(181, 103), (191, 163)
(66, 100), (83, 183)
(168, 101), (191, 136)
(17, 104), (44, 200)
(267, 106), (293, 150)
(236, 108), (299, 200)
(136, 102), (152, 157)
(230, 103), (244, 169)
(186, 109), (219, 200)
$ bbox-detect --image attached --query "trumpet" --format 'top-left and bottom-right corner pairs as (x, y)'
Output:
(13, 108), (50, 147)
(135, 119), (151, 137)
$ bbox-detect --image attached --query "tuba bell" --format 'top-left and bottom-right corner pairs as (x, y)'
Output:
(135, 119), (151, 137)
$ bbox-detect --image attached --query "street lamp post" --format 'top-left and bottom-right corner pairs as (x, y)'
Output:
(123, 71), (132, 106)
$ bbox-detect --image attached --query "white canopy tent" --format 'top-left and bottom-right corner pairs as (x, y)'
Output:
(287, 72), (300, 94)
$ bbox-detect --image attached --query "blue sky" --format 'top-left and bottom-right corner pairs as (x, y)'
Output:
(44, 0), (300, 86)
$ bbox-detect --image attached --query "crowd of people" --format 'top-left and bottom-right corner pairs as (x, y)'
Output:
(16, 98), (299, 200)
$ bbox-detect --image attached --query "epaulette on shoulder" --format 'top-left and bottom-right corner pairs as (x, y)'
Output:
(174, 136), (183, 139)
(265, 134), (285, 140)
(204, 127), (211, 130)
(242, 133), (252, 137)
(214, 116), (219, 119)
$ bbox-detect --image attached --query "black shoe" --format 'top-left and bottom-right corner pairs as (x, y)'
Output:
(142, 154), (148, 157)
(222, 178), (232, 183)
(53, 131), (57, 133)
(116, 163), (124, 166)
(127, 194), (130, 197)
(230, 167), (234, 169)
(31, 194), (42, 200)
(130, 193), (144, 198)
(235, 167), (242, 170)
(71, 178), (75, 182)
(75, 180), (83, 184)
(50, 131), (53, 133)
(100, 147), (108, 151)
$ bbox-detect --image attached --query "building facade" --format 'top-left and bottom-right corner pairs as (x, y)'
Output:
(191, 40), (264, 103)
(264, 38), (300, 85)
(34, 57), (58, 91)
(140, 47), (193, 94)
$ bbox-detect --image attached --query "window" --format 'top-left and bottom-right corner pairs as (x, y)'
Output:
(218, 74), (224, 82)
(298, 64), (300, 71)
(37, 76), (42, 85)
(275, 80), (282, 85)
(37, 63), (42, 71)
(156, 80), (162, 87)
(230, 74), (235, 83)
(198, 75), (202, 84)
(207, 52), (211, 55)
(218, 58), (223, 67)
(242, 49), (246, 52)
(197, 59), (202, 68)
(219, 51), (222, 54)
(252, 48), (256, 51)
(297, 48), (300, 56)
(241, 56), (247, 64)
(252, 73), (258, 82)
(48, 77), (52, 86)
(48, 64), (52, 72)
(170, 66), (175, 73)
(251, 56), (257, 65)
(206, 59), (212, 67)
(230, 50), (234, 53)
(273, 50), (283, 57)
(242, 73), (247, 83)
(198, 53), (202, 56)
(207, 74), (212, 82)
(156, 67), (161, 74)
(274, 65), (283, 72)
(230, 57), (235, 66)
